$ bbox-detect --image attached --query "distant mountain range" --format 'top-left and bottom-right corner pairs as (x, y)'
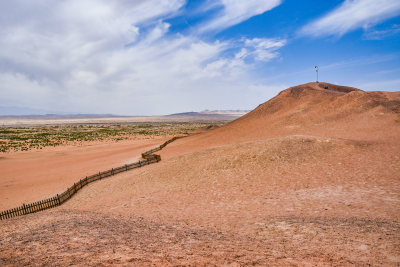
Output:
(0, 106), (249, 118)
(166, 110), (250, 118)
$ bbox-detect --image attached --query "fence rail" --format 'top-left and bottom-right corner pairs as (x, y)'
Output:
(0, 136), (184, 220)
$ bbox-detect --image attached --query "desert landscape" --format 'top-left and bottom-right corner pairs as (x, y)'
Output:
(2, 1), (400, 266)
(1, 82), (399, 266)
(0, 121), (223, 210)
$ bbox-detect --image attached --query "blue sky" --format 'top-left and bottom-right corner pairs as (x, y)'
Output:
(0, 0), (399, 115)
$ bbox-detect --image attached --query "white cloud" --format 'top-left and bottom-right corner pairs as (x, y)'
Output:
(0, 0), (287, 115)
(299, 0), (400, 37)
(242, 38), (286, 62)
(0, 72), (61, 110)
(198, 0), (281, 33)
(0, 0), (185, 82)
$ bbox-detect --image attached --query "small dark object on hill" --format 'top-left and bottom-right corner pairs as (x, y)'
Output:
(324, 86), (329, 89)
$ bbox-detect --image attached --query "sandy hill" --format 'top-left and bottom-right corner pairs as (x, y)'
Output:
(160, 82), (400, 159)
(233, 82), (399, 140)
(1, 82), (399, 266)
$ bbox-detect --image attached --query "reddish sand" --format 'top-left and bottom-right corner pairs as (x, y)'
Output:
(1, 82), (399, 266)
(0, 137), (168, 210)
(159, 82), (400, 159)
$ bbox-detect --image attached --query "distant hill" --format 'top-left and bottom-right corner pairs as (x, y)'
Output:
(166, 110), (249, 119)
(0, 105), (249, 120)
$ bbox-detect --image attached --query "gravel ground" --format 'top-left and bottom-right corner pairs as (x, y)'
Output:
(1, 210), (399, 266)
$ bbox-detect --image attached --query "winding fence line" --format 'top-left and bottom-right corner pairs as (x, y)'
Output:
(0, 136), (184, 220)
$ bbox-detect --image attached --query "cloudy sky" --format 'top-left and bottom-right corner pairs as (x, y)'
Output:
(1, 0), (400, 115)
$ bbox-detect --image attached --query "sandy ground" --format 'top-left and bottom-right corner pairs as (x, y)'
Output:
(1, 82), (399, 266)
(157, 83), (400, 161)
(1, 136), (399, 266)
(0, 136), (168, 210)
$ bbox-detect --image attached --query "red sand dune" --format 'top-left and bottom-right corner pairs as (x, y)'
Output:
(1, 82), (399, 266)
(160, 82), (400, 159)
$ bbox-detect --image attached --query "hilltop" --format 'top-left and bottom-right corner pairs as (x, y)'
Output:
(156, 82), (399, 160)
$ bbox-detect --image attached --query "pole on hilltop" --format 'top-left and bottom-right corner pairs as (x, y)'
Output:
(315, 65), (319, 83)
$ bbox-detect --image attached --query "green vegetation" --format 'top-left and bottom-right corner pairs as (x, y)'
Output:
(0, 122), (223, 153)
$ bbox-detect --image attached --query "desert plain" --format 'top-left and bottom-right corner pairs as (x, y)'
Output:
(0, 82), (399, 266)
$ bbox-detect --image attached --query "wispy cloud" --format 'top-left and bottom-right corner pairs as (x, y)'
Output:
(241, 38), (286, 62)
(197, 0), (281, 33)
(0, 0), (286, 115)
(299, 0), (400, 37)
(363, 24), (400, 40)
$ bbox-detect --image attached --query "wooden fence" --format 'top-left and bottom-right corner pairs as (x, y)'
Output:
(0, 136), (184, 220)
